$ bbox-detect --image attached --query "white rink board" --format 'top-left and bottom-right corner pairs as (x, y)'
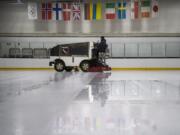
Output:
(0, 58), (50, 68)
(0, 58), (180, 68)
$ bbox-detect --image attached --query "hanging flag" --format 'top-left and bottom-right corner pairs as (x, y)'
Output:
(117, 1), (127, 19)
(52, 3), (63, 20)
(84, 2), (102, 20)
(72, 3), (81, 21)
(62, 3), (71, 21)
(84, 3), (92, 20)
(152, 0), (159, 17)
(131, 0), (139, 19)
(28, 2), (38, 20)
(141, 0), (151, 18)
(105, 3), (116, 19)
(41, 3), (52, 20)
(92, 2), (102, 20)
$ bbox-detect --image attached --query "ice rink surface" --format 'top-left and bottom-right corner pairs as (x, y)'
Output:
(0, 71), (180, 135)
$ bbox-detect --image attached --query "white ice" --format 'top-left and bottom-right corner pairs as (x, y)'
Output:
(0, 71), (180, 135)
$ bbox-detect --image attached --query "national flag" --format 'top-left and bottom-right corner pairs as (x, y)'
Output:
(117, 1), (127, 19)
(151, 0), (158, 17)
(84, 2), (102, 20)
(141, 0), (151, 18)
(131, 0), (139, 19)
(62, 3), (71, 21)
(52, 3), (62, 20)
(28, 2), (38, 20)
(105, 3), (116, 19)
(84, 3), (92, 20)
(92, 2), (102, 20)
(41, 3), (52, 20)
(72, 3), (81, 21)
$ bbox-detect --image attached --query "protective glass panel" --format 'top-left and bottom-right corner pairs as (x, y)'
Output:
(152, 43), (165, 57)
(22, 48), (33, 58)
(9, 48), (21, 58)
(33, 48), (48, 58)
(166, 42), (180, 57)
(125, 43), (138, 57)
(111, 43), (124, 57)
(139, 43), (151, 57)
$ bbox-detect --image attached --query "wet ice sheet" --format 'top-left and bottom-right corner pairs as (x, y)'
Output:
(0, 71), (97, 135)
(70, 71), (180, 135)
(0, 71), (180, 135)
(0, 71), (55, 101)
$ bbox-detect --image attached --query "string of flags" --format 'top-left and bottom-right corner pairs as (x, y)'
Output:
(28, 0), (159, 21)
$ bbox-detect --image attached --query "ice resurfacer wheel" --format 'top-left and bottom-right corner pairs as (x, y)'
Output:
(54, 60), (65, 72)
(80, 60), (90, 72)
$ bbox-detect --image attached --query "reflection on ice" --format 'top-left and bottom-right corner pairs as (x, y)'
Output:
(76, 73), (180, 106)
(1, 71), (180, 135)
(52, 115), (157, 134)
(59, 72), (180, 135)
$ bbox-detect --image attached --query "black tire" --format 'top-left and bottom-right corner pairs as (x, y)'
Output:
(65, 67), (73, 72)
(80, 60), (90, 72)
(54, 60), (65, 72)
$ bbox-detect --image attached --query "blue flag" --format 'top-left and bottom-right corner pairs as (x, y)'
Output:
(117, 1), (127, 19)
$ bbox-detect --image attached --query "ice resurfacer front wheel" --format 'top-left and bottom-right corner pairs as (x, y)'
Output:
(54, 60), (65, 72)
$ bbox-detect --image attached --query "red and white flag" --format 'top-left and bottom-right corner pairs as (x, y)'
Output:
(72, 3), (81, 21)
(62, 3), (71, 21)
(131, 0), (139, 19)
(41, 3), (52, 20)
(152, 0), (159, 18)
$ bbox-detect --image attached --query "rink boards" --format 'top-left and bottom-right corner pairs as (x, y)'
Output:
(0, 58), (180, 70)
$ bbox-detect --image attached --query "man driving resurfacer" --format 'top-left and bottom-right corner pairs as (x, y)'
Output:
(97, 36), (108, 64)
